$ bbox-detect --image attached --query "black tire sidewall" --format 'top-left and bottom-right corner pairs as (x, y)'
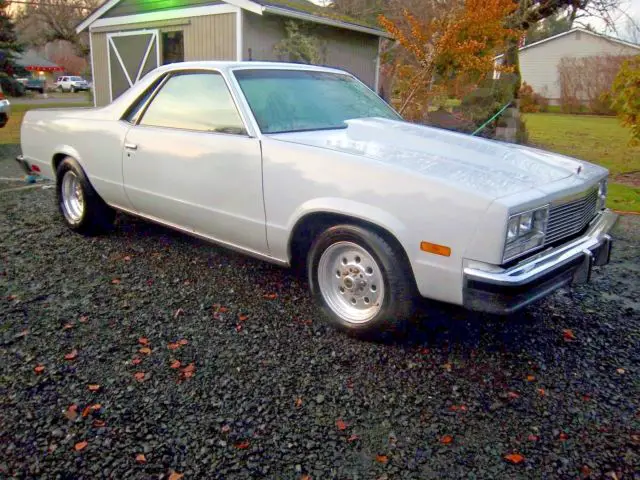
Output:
(308, 224), (412, 335)
(56, 158), (112, 233)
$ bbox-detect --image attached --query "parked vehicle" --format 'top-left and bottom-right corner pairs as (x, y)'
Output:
(55, 76), (90, 92)
(24, 79), (45, 94)
(0, 85), (10, 128)
(17, 62), (617, 336)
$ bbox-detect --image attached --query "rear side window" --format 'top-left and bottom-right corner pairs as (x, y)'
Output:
(139, 72), (246, 135)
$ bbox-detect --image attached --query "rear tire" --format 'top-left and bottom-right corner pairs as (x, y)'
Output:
(56, 157), (115, 234)
(308, 224), (415, 338)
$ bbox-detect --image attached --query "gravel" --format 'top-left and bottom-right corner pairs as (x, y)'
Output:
(1, 180), (639, 479)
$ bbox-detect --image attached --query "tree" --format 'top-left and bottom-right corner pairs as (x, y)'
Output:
(377, 0), (520, 120)
(15, 0), (101, 57)
(0, 0), (23, 74)
(611, 55), (640, 143)
(525, 11), (572, 43)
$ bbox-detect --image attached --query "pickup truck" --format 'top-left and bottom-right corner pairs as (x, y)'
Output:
(16, 61), (617, 337)
(24, 79), (45, 94)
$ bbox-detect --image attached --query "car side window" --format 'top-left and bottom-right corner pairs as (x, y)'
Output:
(139, 72), (246, 135)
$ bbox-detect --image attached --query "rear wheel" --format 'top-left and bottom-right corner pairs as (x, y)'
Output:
(56, 157), (115, 234)
(308, 224), (415, 337)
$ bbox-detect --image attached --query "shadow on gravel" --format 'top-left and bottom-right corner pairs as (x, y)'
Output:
(114, 211), (544, 355)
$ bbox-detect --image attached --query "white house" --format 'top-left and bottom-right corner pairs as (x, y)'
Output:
(495, 28), (639, 104)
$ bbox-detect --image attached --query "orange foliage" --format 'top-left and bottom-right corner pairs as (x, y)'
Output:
(378, 0), (520, 121)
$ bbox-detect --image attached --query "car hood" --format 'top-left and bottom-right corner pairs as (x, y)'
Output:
(267, 117), (606, 198)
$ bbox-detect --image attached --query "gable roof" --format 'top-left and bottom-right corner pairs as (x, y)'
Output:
(76, 0), (390, 38)
(495, 27), (640, 59)
(15, 50), (63, 70)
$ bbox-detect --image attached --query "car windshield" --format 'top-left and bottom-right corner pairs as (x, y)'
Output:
(70, 76), (83, 81)
(233, 69), (401, 134)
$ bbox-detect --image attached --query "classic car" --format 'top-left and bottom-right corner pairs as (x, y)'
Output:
(17, 61), (617, 336)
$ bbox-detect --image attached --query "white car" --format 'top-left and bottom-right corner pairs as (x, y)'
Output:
(17, 62), (617, 336)
(55, 76), (90, 92)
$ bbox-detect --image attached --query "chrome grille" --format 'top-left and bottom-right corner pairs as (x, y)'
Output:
(545, 188), (599, 244)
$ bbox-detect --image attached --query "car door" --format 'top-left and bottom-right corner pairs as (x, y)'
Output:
(122, 70), (268, 254)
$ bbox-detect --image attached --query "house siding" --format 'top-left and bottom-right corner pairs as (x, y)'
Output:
(519, 30), (639, 103)
(242, 12), (379, 89)
(90, 12), (236, 106)
(103, 0), (220, 18)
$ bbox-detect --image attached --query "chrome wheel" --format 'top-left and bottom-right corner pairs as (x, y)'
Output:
(61, 171), (85, 223)
(317, 241), (385, 324)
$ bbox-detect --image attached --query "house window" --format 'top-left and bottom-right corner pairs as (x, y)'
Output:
(162, 31), (184, 65)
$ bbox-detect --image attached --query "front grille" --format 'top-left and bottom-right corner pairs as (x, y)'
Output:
(545, 188), (599, 244)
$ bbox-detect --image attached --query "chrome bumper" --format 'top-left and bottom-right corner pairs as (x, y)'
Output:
(463, 209), (618, 314)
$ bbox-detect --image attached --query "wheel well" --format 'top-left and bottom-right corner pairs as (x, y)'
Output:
(289, 212), (415, 282)
(52, 153), (68, 176)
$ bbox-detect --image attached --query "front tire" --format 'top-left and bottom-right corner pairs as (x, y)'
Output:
(56, 157), (115, 234)
(308, 224), (415, 337)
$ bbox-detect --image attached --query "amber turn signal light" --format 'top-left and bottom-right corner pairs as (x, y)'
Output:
(420, 242), (451, 257)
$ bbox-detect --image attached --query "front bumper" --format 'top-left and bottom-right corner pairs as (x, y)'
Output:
(463, 209), (618, 314)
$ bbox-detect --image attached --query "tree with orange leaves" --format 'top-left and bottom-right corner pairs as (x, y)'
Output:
(378, 0), (521, 121)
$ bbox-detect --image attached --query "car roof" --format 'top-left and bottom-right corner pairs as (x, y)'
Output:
(154, 61), (351, 76)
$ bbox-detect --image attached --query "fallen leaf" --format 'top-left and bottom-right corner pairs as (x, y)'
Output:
(138, 337), (149, 346)
(440, 435), (453, 445)
(65, 404), (79, 421)
(235, 440), (250, 449)
(235, 324), (243, 332)
(449, 405), (467, 412)
(123, 255), (132, 262)
(238, 314), (248, 322)
(7, 294), (18, 301)
(526, 375), (536, 382)
(81, 406), (92, 418)
(442, 363), (452, 372)
(581, 465), (592, 477)
(174, 308), (184, 318)
(559, 432), (568, 441)
(537, 388), (546, 396)
(92, 419), (105, 428)
(507, 391), (520, 399)
(168, 471), (184, 480)
(74, 441), (88, 451)
(135, 453), (146, 463)
(562, 329), (576, 341)
(132, 357), (142, 365)
(181, 363), (195, 378)
(300, 475), (312, 480)
(87, 384), (101, 392)
(504, 453), (525, 464)
(221, 425), (231, 433)
(64, 349), (78, 361)
(616, 368), (625, 374)
(79, 315), (89, 323)
(178, 339), (188, 346)
(217, 306), (229, 313)
(263, 293), (278, 300)
(170, 360), (182, 369)
(63, 323), (74, 330)
(111, 278), (121, 285)
(139, 347), (151, 355)
(295, 397), (303, 408)
(375, 454), (389, 464)
(336, 418), (348, 431)
(528, 434), (539, 442)
(167, 342), (180, 350)
(134, 372), (146, 382)
(347, 434), (359, 442)
(34, 365), (45, 374)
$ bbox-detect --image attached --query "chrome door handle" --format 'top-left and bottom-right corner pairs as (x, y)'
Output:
(124, 143), (138, 150)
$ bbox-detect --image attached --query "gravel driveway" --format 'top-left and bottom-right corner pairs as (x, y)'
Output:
(1, 177), (638, 479)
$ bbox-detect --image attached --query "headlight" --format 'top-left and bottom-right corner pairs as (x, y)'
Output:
(503, 206), (549, 262)
(597, 179), (607, 210)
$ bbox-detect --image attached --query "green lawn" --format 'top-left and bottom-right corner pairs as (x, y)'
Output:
(526, 113), (640, 212)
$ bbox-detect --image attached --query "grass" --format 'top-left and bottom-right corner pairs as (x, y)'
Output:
(526, 113), (640, 212)
(0, 102), (91, 146)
